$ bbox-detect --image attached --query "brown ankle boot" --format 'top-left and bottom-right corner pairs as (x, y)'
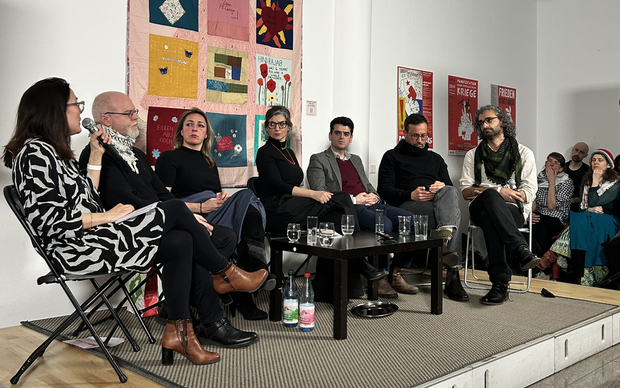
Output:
(377, 276), (398, 298)
(444, 268), (469, 301)
(391, 267), (418, 294)
(212, 262), (267, 294)
(162, 319), (220, 365)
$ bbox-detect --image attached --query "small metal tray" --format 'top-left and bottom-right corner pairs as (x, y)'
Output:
(350, 301), (398, 318)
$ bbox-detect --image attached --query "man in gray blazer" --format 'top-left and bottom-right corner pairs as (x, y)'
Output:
(307, 116), (418, 298)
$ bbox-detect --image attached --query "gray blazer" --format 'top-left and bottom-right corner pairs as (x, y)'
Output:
(307, 148), (381, 202)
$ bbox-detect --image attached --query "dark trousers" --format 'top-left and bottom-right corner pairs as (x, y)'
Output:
(532, 214), (564, 256)
(469, 190), (526, 284)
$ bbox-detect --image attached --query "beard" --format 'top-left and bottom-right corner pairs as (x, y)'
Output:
(571, 155), (582, 163)
(126, 125), (140, 140)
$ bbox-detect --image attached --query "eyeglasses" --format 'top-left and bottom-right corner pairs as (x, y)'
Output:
(332, 130), (351, 138)
(476, 116), (498, 127)
(67, 101), (85, 113)
(266, 120), (288, 129)
(407, 133), (427, 140)
(104, 109), (139, 119)
(546, 159), (561, 166)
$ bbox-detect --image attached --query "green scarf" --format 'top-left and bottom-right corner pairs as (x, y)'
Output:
(474, 136), (522, 188)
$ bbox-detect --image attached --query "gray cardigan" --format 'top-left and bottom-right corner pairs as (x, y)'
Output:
(307, 148), (381, 202)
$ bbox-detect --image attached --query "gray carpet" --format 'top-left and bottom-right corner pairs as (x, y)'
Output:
(21, 284), (617, 388)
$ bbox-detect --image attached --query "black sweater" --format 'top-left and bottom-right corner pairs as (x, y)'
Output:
(255, 137), (302, 200)
(378, 140), (453, 207)
(155, 146), (222, 198)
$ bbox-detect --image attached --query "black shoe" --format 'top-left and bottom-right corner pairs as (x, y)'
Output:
(198, 318), (258, 348)
(514, 245), (541, 271)
(360, 260), (388, 281)
(444, 269), (469, 302)
(234, 301), (268, 320)
(260, 273), (277, 291)
(480, 282), (509, 305)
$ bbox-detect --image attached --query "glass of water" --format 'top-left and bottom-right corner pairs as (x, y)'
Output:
(307, 216), (318, 245)
(319, 222), (335, 247)
(414, 215), (428, 241)
(287, 223), (301, 242)
(341, 214), (355, 236)
(375, 209), (385, 234)
(398, 215), (411, 235)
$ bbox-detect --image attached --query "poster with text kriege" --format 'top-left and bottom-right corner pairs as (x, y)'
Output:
(448, 75), (478, 156)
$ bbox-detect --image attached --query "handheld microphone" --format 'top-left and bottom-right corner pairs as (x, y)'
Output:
(81, 118), (122, 161)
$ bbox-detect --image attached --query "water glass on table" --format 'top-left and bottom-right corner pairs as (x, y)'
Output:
(414, 214), (428, 241)
(375, 209), (385, 234)
(398, 215), (411, 235)
(307, 216), (318, 245)
(341, 214), (355, 236)
(287, 223), (301, 242)
(319, 222), (335, 247)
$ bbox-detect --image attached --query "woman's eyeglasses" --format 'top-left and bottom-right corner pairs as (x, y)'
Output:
(266, 120), (288, 129)
(66, 101), (85, 113)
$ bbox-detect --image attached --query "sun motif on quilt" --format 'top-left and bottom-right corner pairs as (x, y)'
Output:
(256, 0), (293, 49)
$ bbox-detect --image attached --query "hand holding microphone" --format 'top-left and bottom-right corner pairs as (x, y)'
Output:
(81, 118), (121, 161)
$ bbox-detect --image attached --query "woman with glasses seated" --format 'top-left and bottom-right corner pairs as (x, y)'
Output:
(3, 78), (267, 366)
(531, 152), (573, 258)
(155, 107), (271, 320)
(254, 106), (386, 303)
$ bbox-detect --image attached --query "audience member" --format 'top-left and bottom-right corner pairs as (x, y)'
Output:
(460, 105), (538, 306)
(155, 107), (271, 320)
(3, 78), (266, 365)
(254, 106), (386, 303)
(566, 142), (589, 212)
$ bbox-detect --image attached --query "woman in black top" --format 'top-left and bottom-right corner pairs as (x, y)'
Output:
(255, 106), (385, 302)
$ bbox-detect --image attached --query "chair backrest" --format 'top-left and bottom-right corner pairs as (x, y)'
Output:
(4, 185), (64, 277)
(247, 177), (259, 197)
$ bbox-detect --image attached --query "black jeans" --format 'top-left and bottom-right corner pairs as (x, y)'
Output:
(469, 190), (526, 284)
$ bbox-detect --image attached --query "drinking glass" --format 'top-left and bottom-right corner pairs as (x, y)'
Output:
(398, 215), (411, 235)
(287, 223), (301, 242)
(341, 214), (355, 236)
(307, 216), (318, 245)
(374, 209), (385, 234)
(414, 215), (428, 241)
(319, 222), (335, 247)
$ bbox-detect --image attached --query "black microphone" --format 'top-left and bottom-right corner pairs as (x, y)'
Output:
(81, 118), (122, 161)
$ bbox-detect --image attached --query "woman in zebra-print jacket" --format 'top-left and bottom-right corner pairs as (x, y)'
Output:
(3, 78), (268, 366)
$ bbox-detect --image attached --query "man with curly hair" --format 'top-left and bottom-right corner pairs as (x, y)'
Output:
(460, 105), (539, 305)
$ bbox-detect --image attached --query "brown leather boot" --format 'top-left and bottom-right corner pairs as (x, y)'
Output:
(377, 276), (398, 298)
(162, 319), (220, 365)
(444, 268), (469, 301)
(212, 262), (267, 294)
(391, 267), (418, 294)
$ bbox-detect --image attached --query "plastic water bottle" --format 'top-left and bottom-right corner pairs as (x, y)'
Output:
(283, 269), (298, 328)
(299, 272), (315, 332)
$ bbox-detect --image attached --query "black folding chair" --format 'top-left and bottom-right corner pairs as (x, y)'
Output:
(4, 185), (147, 384)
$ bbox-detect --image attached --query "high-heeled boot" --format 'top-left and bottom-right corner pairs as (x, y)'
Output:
(212, 262), (267, 294)
(161, 319), (220, 365)
(444, 268), (469, 301)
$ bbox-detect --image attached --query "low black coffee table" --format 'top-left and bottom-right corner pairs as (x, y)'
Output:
(268, 231), (443, 339)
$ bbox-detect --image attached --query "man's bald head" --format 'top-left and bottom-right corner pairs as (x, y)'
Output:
(92, 91), (139, 139)
(571, 142), (589, 163)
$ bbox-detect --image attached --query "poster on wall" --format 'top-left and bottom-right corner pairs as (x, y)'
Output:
(491, 84), (517, 127)
(448, 76), (478, 156)
(397, 66), (433, 147)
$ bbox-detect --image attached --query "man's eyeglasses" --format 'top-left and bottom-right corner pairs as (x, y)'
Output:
(67, 101), (85, 113)
(104, 109), (139, 119)
(476, 116), (498, 127)
(266, 120), (289, 129)
(408, 133), (427, 140)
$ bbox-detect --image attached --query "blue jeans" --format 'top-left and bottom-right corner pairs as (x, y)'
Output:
(354, 203), (414, 232)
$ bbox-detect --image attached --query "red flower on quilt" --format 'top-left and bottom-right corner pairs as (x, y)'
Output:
(260, 63), (269, 78)
(257, 78), (264, 86)
(284, 74), (290, 82)
(266, 79), (276, 93)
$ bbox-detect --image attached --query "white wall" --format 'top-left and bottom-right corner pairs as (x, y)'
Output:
(537, 0), (620, 162)
(0, 0), (618, 328)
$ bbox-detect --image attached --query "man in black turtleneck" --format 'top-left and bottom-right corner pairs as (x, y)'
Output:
(378, 113), (468, 301)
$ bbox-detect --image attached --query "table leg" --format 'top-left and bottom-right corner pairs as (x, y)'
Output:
(269, 248), (283, 321)
(367, 255), (380, 301)
(333, 259), (347, 340)
(430, 245), (443, 315)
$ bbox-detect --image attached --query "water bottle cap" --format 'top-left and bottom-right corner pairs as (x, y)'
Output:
(304, 272), (310, 278)
(288, 269), (294, 275)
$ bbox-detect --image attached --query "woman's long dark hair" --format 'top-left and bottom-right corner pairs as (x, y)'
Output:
(3, 78), (74, 168)
(173, 107), (215, 167)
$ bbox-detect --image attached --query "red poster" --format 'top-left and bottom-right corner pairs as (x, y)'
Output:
(397, 67), (433, 148)
(491, 84), (517, 127)
(146, 106), (187, 165)
(448, 76), (478, 156)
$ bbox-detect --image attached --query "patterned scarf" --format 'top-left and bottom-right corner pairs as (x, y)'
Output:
(580, 180), (617, 210)
(474, 136), (522, 188)
(103, 124), (139, 174)
(537, 170), (570, 189)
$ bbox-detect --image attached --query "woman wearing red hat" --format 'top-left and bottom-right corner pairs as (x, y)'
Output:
(567, 148), (620, 285)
